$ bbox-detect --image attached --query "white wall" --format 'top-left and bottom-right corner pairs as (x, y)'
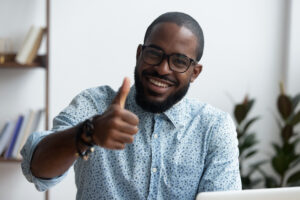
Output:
(288, 0), (300, 95)
(0, 0), (299, 199)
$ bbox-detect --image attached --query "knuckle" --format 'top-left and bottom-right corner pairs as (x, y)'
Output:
(134, 116), (139, 125)
(109, 118), (119, 128)
(133, 126), (139, 133)
(115, 143), (125, 150)
(128, 136), (134, 143)
(112, 106), (121, 116)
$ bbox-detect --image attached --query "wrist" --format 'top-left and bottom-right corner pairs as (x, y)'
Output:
(75, 116), (97, 160)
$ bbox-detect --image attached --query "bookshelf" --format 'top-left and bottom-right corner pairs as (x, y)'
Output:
(0, 0), (50, 199)
(0, 55), (46, 68)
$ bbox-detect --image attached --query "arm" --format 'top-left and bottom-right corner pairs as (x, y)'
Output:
(30, 124), (83, 178)
(198, 113), (242, 192)
(23, 78), (138, 180)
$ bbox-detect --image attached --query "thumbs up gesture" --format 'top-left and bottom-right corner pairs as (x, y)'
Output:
(92, 77), (139, 150)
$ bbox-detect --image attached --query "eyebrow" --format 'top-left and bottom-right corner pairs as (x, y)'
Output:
(147, 44), (190, 58)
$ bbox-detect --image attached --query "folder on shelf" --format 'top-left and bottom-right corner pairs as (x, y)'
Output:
(11, 110), (31, 158)
(16, 109), (44, 159)
(0, 122), (14, 156)
(15, 26), (45, 65)
(15, 110), (36, 159)
(4, 115), (24, 159)
(0, 123), (9, 140)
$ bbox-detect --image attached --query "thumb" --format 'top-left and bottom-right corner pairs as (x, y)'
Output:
(113, 77), (131, 108)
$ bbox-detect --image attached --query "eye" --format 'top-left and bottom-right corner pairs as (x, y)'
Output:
(145, 48), (162, 58)
(171, 55), (189, 66)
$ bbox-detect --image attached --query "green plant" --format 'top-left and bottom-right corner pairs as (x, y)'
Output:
(233, 95), (262, 189)
(260, 83), (300, 187)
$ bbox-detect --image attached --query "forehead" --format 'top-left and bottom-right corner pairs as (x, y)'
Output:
(145, 22), (198, 58)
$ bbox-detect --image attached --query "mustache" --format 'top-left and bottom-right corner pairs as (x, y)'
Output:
(142, 70), (178, 86)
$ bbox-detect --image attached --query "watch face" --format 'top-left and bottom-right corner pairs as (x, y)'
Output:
(84, 118), (94, 137)
(81, 118), (95, 145)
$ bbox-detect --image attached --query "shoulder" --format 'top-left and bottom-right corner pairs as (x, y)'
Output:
(69, 85), (116, 109)
(53, 85), (116, 129)
(184, 98), (230, 123)
(83, 85), (116, 105)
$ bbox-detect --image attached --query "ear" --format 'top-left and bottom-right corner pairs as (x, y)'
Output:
(190, 64), (203, 82)
(136, 44), (143, 61)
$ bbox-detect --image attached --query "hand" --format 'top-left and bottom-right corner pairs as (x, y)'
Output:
(92, 77), (139, 150)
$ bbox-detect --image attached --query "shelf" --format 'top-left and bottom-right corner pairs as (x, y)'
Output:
(0, 157), (22, 163)
(0, 54), (46, 69)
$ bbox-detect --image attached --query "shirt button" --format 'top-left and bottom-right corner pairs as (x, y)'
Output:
(152, 168), (157, 173)
(153, 134), (158, 139)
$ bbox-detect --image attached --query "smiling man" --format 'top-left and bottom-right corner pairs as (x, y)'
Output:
(21, 12), (241, 200)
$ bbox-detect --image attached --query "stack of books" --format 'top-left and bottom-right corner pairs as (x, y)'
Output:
(0, 109), (44, 160)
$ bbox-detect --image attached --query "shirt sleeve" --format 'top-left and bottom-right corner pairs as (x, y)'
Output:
(21, 89), (100, 191)
(198, 113), (242, 192)
(21, 130), (69, 192)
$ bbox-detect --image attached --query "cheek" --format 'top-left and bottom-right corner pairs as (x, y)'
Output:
(176, 73), (192, 87)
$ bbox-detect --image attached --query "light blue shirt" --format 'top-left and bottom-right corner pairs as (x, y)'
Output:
(21, 85), (241, 200)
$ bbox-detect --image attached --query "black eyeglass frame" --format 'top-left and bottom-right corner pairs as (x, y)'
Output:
(141, 45), (197, 73)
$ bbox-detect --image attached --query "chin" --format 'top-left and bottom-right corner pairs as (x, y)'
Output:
(134, 67), (190, 113)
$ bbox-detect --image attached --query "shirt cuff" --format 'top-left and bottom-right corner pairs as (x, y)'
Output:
(21, 131), (69, 191)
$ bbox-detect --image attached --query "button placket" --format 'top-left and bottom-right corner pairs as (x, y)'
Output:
(147, 114), (161, 200)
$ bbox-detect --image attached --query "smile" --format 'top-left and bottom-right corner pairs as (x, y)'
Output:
(149, 78), (169, 88)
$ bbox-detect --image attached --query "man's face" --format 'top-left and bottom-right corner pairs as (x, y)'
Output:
(134, 22), (202, 113)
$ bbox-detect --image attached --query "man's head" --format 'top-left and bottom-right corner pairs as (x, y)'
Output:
(134, 12), (204, 113)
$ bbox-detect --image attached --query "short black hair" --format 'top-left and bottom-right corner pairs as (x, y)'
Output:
(144, 12), (204, 62)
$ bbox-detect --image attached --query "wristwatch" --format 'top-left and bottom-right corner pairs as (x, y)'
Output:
(80, 116), (96, 146)
(75, 116), (97, 160)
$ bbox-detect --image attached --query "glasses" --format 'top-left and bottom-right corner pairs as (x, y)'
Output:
(141, 45), (197, 73)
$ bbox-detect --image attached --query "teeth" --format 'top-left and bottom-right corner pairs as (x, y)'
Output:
(149, 78), (169, 88)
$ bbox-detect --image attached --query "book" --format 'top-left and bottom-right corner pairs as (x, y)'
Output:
(30, 109), (44, 133)
(16, 110), (36, 159)
(15, 26), (45, 65)
(16, 109), (44, 159)
(11, 110), (31, 158)
(0, 123), (8, 140)
(4, 115), (24, 159)
(0, 121), (14, 156)
(26, 28), (45, 64)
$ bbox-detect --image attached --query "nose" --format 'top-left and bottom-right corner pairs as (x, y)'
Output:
(155, 57), (172, 75)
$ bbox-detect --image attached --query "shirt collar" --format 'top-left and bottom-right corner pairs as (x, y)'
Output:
(163, 97), (188, 129)
(127, 85), (188, 129)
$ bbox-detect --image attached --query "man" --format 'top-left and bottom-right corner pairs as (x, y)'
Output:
(22, 12), (241, 199)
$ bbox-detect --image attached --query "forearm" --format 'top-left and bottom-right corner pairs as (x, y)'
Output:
(30, 124), (86, 179)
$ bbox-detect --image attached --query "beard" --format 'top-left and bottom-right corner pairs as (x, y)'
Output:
(134, 66), (190, 113)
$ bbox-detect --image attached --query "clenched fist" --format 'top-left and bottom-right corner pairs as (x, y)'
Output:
(92, 77), (139, 150)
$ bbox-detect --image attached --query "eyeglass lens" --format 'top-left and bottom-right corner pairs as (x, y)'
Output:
(143, 46), (190, 72)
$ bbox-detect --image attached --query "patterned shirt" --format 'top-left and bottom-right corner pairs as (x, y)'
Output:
(21, 85), (241, 200)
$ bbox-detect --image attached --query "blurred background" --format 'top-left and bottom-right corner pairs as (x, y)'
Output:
(0, 0), (299, 199)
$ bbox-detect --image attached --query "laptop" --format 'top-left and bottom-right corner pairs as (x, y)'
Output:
(196, 187), (300, 200)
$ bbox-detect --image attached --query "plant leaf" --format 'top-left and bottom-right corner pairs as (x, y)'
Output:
(239, 134), (258, 155)
(242, 116), (260, 133)
(234, 104), (247, 124)
(277, 94), (293, 120)
(281, 125), (293, 142)
(265, 176), (279, 188)
(272, 153), (290, 176)
(245, 99), (255, 116)
(288, 111), (300, 126)
(292, 93), (300, 110)
(245, 150), (258, 158)
(272, 143), (281, 154)
(287, 170), (300, 184)
(290, 155), (300, 168)
(248, 178), (263, 188)
(256, 166), (279, 188)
